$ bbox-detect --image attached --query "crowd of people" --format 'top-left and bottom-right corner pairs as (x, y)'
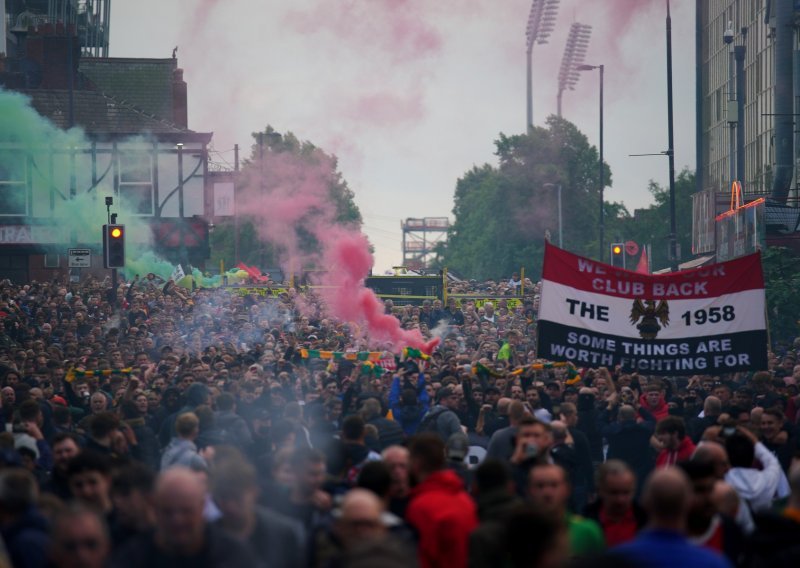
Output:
(0, 271), (799, 567)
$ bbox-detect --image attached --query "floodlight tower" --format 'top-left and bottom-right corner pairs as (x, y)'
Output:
(526, 0), (560, 132)
(557, 22), (592, 117)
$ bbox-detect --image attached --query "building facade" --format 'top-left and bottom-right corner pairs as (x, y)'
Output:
(0, 0), (213, 283)
(695, 0), (800, 256)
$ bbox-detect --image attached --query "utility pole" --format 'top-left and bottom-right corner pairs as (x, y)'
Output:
(666, 0), (679, 272)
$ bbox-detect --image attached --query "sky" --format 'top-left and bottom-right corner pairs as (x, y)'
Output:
(111, 0), (696, 272)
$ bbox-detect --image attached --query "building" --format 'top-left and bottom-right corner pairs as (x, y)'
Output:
(695, 0), (800, 258)
(0, 0), (213, 283)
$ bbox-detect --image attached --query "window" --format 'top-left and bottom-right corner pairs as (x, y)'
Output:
(118, 152), (154, 215)
(44, 254), (60, 268)
(0, 153), (27, 216)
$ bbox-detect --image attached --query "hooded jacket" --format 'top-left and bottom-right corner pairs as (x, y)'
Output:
(639, 393), (669, 422)
(406, 470), (478, 568)
(656, 435), (696, 468)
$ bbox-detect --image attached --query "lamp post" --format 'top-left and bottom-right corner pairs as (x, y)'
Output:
(665, 0), (678, 271)
(543, 183), (562, 248)
(526, 0), (560, 132)
(576, 63), (604, 261)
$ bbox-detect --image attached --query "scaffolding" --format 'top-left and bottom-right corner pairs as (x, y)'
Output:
(6, 0), (110, 57)
(401, 217), (449, 269)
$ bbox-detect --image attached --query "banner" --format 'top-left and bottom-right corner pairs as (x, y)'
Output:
(171, 264), (185, 282)
(537, 242), (767, 375)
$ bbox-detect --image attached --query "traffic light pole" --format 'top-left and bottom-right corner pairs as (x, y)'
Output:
(111, 269), (117, 308)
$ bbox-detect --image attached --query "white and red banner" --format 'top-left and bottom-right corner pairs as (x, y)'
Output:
(537, 242), (767, 375)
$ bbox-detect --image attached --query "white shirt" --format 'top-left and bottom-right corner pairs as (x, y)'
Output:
(725, 441), (790, 512)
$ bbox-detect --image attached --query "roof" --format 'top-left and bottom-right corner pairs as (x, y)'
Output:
(79, 58), (178, 122)
(22, 89), (194, 136)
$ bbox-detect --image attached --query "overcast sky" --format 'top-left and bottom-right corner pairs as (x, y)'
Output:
(111, 0), (696, 272)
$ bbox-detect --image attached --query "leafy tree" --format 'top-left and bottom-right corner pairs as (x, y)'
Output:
(443, 116), (611, 280)
(209, 126), (361, 269)
(761, 246), (800, 346)
(615, 168), (696, 272)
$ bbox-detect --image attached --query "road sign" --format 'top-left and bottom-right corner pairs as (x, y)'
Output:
(68, 248), (91, 268)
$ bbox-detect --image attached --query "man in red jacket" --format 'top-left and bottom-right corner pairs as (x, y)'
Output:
(640, 384), (669, 422)
(655, 416), (696, 468)
(405, 433), (478, 568)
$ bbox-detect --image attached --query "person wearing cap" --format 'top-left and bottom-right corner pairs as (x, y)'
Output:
(418, 386), (463, 443)
(445, 432), (472, 487)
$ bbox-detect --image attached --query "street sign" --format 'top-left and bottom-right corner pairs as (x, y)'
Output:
(68, 248), (91, 268)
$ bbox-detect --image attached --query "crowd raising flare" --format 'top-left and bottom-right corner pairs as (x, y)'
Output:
(0, 272), (799, 567)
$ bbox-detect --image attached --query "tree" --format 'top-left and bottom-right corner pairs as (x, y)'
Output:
(442, 116), (611, 280)
(209, 126), (361, 269)
(761, 246), (800, 346)
(618, 168), (696, 272)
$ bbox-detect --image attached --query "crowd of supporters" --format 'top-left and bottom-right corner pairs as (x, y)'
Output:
(0, 272), (799, 567)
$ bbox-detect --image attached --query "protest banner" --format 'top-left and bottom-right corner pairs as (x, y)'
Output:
(537, 242), (767, 375)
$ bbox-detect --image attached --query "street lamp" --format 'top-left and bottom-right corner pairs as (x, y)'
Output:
(526, 0), (560, 132)
(543, 183), (563, 248)
(557, 23), (592, 117)
(576, 62), (604, 261)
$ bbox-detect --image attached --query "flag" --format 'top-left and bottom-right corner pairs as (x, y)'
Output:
(171, 264), (185, 282)
(636, 247), (649, 274)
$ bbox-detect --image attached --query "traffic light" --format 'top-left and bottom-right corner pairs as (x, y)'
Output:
(610, 242), (625, 268)
(103, 224), (125, 268)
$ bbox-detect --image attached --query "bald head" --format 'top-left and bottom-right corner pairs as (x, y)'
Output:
(497, 398), (512, 414)
(154, 468), (207, 554)
(550, 420), (568, 443)
(381, 446), (410, 497)
(642, 467), (691, 528)
(703, 396), (721, 416)
(618, 404), (637, 421)
(157, 468), (205, 503)
(692, 441), (730, 479)
(337, 488), (386, 547)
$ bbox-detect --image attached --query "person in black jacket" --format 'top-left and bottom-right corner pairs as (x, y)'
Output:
(111, 467), (257, 568)
(603, 405), (655, 495)
(211, 449), (306, 568)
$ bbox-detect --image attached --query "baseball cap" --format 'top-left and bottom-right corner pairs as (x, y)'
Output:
(446, 432), (469, 461)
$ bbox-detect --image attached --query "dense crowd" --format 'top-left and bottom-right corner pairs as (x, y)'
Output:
(0, 271), (799, 568)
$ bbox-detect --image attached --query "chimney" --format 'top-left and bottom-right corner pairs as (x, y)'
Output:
(172, 67), (188, 128)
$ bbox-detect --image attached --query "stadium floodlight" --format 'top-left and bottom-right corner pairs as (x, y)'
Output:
(557, 22), (593, 116)
(526, 0), (561, 131)
(527, 0), (561, 51)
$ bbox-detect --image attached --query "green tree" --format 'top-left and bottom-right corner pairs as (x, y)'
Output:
(761, 246), (800, 346)
(209, 126), (361, 269)
(442, 116), (611, 280)
(619, 168), (696, 272)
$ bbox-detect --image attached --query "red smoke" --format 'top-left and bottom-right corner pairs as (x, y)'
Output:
(284, 0), (443, 63)
(321, 230), (439, 353)
(237, 139), (437, 354)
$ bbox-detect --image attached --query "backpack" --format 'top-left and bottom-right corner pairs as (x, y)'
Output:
(417, 407), (448, 434)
